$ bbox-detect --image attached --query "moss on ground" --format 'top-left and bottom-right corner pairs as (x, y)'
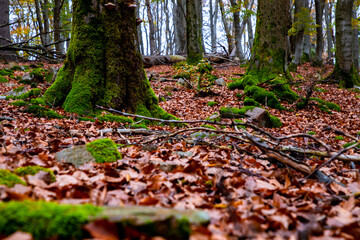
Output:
(207, 101), (218, 107)
(243, 97), (261, 107)
(0, 69), (13, 76)
(244, 86), (285, 110)
(98, 114), (133, 124)
(10, 65), (23, 71)
(10, 100), (27, 107)
(0, 169), (26, 187)
(0, 201), (101, 240)
(0, 76), (8, 83)
(86, 138), (122, 163)
(30, 98), (46, 106)
(201, 124), (217, 130)
(26, 105), (65, 119)
(30, 68), (45, 82)
(14, 166), (56, 182)
(17, 88), (42, 100)
(269, 115), (283, 128)
(296, 97), (341, 113)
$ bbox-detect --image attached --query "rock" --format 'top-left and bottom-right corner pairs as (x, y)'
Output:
(174, 151), (193, 158)
(98, 206), (210, 239)
(55, 145), (96, 167)
(21, 72), (31, 81)
(244, 107), (271, 128)
(215, 78), (226, 86)
(177, 78), (192, 89)
(4, 87), (28, 97)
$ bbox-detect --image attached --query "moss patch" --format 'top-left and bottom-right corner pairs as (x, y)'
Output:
(243, 97), (261, 107)
(26, 105), (65, 119)
(10, 100), (27, 107)
(0, 169), (26, 187)
(220, 106), (255, 118)
(0, 69), (13, 76)
(86, 138), (122, 163)
(269, 115), (282, 128)
(244, 86), (285, 110)
(30, 68), (45, 82)
(207, 101), (218, 107)
(17, 88), (42, 100)
(0, 76), (8, 83)
(98, 114), (133, 124)
(0, 201), (100, 240)
(14, 166), (56, 183)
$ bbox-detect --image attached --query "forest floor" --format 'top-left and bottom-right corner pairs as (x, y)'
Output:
(1, 61), (360, 239)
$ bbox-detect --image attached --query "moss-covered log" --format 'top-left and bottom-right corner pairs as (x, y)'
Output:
(44, 0), (174, 119)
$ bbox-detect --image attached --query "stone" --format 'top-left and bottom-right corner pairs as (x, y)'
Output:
(4, 87), (28, 97)
(215, 78), (226, 86)
(55, 145), (96, 167)
(21, 72), (31, 81)
(244, 107), (271, 128)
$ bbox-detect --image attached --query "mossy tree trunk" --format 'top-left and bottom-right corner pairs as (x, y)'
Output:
(331, 0), (359, 88)
(44, 0), (173, 119)
(248, 0), (290, 75)
(186, 0), (202, 64)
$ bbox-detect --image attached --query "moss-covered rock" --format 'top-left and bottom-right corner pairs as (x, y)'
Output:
(269, 115), (283, 128)
(10, 65), (23, 71)
(220, 106), (255, 118)
(243, 97), (261, 107)
(244, 86), (285, 110)
(0, 169), (26, 187)
(30, 98), (46, 106)
(0, 201), (101, 240)
(0, 69), (13, 76)
(30, 68), (45, 82)
(17, 88), (42, 99)
(86, 138), (122, 163)
(14, 166), (56, 183)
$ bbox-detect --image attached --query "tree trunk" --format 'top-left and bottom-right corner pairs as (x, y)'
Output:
(314, 0), (325, 65)
(292, 0), (305, 66)
(209, 0), (218, 53)
(145, 0), (156, 55)
(245, 0), (254, 50)
(331, 0), (359, 87)
(249, 0), (290, 74)
(44, 0), (173, 120)
(352, 5), (359, 69)
(0, 0), (15, 60)
(173, 0), (186, 55)
(302, 0), (311, 61)
(324, 1), (333, 60)
(230, 0), (244, 60)
(135, 0), (144, 54)
(186, 0), (202, 64)
(218, 0), (233, 55)
(53, 0), (65, 54)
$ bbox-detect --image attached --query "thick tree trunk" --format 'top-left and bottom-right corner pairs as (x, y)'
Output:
(44, 0), (173, 120)
(249, 0), (290, 74)
(332, 0), (359, 88)
(186, 0), (202, 64)
(173, 0), (186, 55)
(314, 0), (325, 66)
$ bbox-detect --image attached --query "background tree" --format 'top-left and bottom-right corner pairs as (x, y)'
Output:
(0, 0), (15, 60)
(186, 0), (202, 63)
(173, 0), (186, 55)
(314, 0), (325, 65)
(44, 0), (174, 119)
(330, 0), (359, 87)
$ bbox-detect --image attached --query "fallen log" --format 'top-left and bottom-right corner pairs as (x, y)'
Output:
(142, 55), (186, 68)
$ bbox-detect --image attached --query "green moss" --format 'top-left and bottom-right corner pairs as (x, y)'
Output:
(201, 124), (216, 130)
(269, 115), (282, 128)
(243, 97), (261, 107)
(343, 142), (359, 148)
(44, 110), (65, 119)
(269, 77), (299, 103)
(14, 86), (25, 92)
(0, 69), (13, 76)
(17, 88), (42, 99)
(130, 124), (148, 129)
(0, 76), (8, 83)
(219, 106), (255, 118)
(30, 68), (45, 82)
(30, 98), (46, 106)
(0, 200), (101, 240)
(0, 169), (26, 187)
(10, 100), (27, 107)
(307, 131), (316, 135)
(334, 136), (344, 140)
(86, 138), (122, 163)
(309, 97), (341, 113)
(10, 65), (23, 71)
(207, 101), (218, 107)
(78, 117), (95, 122)
(244, 86), (285, 110)
(26, 105), (48, 117)
(98, 114), (133, 124)
(14, 166), (56, 183)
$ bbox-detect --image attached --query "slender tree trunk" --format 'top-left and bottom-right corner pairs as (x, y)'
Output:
(34, 0), (46, 47)
(145, 0), (156, 55)
(245, 0), (254, 50)
(352, 5), (359, 69)
(53, 0), (64, 54)
(230, 0), (244, 60)
(218, 0), (233, 55)
(324, 1), (333, 60)
(209, 0), (218, 53)
(302, 0), (311, 61)
(135, 0), (143, 54)
(44, 0), (174, 120)
(293, 0), (305, 66)
(331, 0), (359, 87)
(173, 0), (186, 55)
(186, 0), (202, 63)
(314, 0), (325, 65)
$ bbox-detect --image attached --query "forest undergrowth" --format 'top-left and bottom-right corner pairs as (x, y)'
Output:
(1, 61), (360, 239)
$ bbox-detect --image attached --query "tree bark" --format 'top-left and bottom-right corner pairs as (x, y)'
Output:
(44, 0), (174, 120)
(324, 1), (333, 60)
(145, 0), (156, 55)
(0, 0), (15, 60)
(331, 0), (359, 87)
(249, 0), (290, 74)
(218, 0), (233, 55)
(230, 0), (244, 60)
(314, 0), (325, 65)
(186, 0), (202, 64)
(302, 0), (311, 61)
(292, 0), (305, 66)
(173, 0), (186, 55)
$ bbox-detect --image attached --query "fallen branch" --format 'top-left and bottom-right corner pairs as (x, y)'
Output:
(281, 146), (360, 161)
